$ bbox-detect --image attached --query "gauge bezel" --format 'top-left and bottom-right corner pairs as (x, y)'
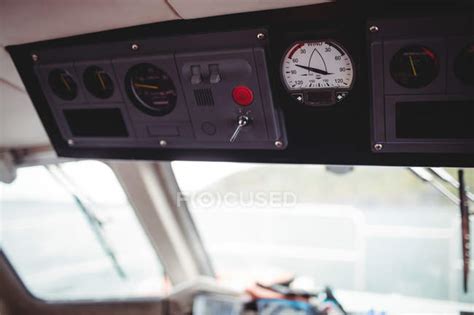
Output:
(83, 65), (115, 99)
(280, 40), (356, 90)
(48, 68), (78, 101)
(454, 42), (474, 86)
(125, 63), (177, 117)
(389, 45), (440, 89)
(280, 40), (356, 106)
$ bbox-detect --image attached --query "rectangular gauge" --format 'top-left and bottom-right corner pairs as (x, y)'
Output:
(395, 100), (474, 139)
(64, 108), (129, 137)
(306, 91), (334, 105)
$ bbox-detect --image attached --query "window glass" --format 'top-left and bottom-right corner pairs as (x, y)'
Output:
(0, 160), (165, 301)
(172, 162), (474, 311)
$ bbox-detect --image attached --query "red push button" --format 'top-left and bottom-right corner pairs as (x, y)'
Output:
(232, 86), (254, 106)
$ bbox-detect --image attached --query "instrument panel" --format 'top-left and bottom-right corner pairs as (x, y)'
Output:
(29, 29), (287, 151)
(6, 2), (474, 166)
(369, 17), (474, 153)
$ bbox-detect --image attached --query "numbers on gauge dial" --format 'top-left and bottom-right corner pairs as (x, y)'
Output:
(282, 41), (354, 90)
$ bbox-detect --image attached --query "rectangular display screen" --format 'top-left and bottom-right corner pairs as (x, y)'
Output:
(396, 100), (474, 139)
(64, 108), (128, 137)
(307, 91), (333, 104)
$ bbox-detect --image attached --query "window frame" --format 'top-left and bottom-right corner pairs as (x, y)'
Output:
(0, 150), (214, 306)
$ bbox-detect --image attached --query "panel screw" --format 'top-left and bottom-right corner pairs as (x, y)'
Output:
(67, 139), (74, 146)
(31, 54), (39, 62)
(274, 140), (284, 148)
(256, 33), (266, 40)
(369, 25), (379, 33)
(374, 143), (383, 151)
(159, 140), (167, 147)
(131, 43), (139, 51)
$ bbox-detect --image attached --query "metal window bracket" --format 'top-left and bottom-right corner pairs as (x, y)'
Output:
(109, 161), (214, 284)
(0, 151), (16, 183)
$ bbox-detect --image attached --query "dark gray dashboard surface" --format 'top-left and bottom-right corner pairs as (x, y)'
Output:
(7, 1), (474, 166)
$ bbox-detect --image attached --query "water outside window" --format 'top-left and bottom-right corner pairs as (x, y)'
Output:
(172, 162), (474, 310)
(0, 160), (165, 301)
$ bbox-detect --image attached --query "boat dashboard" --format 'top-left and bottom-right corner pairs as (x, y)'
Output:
(6, 1), (474, 167)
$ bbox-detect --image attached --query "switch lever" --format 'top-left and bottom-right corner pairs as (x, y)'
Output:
(229, 115), (249, 143)
(191, 65), (202, 85)
(209, 64), (221, 84)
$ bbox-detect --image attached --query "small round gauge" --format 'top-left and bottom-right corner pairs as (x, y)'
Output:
(454, 43), (474, 86)
(390, 45), (439, 88)
(281, 40), (355, 106)
(83, 66), (114, 99)
(126, 63), (177, 116)
(48, 69), (78, 100)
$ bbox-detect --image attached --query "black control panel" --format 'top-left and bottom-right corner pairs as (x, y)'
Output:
(7, 2), (474, 166)
(32, 29), (287, 150)
(369, 17), (474, 153)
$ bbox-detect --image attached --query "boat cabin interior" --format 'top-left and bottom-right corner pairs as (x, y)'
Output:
(0, 1), (473, 314)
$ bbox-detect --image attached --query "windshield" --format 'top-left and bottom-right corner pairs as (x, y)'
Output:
(172, 162), (474, 310)
(0, 160), (165, 301)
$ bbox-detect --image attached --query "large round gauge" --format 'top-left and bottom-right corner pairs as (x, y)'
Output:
(454, 43), (474, 86)
(126, 63), (177, 116)
(390, 45), (439, 89)
(48, 69), (78, 100)
(281, 40), (355, 106)
(83, 66), (114, 99)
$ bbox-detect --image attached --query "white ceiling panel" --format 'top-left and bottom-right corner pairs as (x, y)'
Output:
(0, 81), (49, 148)
(1, 46), (23, 90)
(0, 0), (180, 46)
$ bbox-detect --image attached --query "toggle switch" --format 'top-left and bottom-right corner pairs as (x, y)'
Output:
(229, 115), (250, 143)
(191, 65), (202, 85)
(209, 64), (221, 84)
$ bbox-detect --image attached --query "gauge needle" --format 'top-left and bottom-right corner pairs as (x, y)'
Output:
(96, 72), (106, 90)
(295, 64), (333, 75)
(60, 74), (71, 91)
(134, 83), (159, 90)
(409, 56), (418, 77)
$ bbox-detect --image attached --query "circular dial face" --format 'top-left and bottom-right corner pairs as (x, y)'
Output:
(390, 45), (439, 88)
(48, 69), (78, 100)
(83, 66), (114, 99)
(454, 43), (474, 86)
(282, 41), (355, 91)
(126, 63), (177, 116)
